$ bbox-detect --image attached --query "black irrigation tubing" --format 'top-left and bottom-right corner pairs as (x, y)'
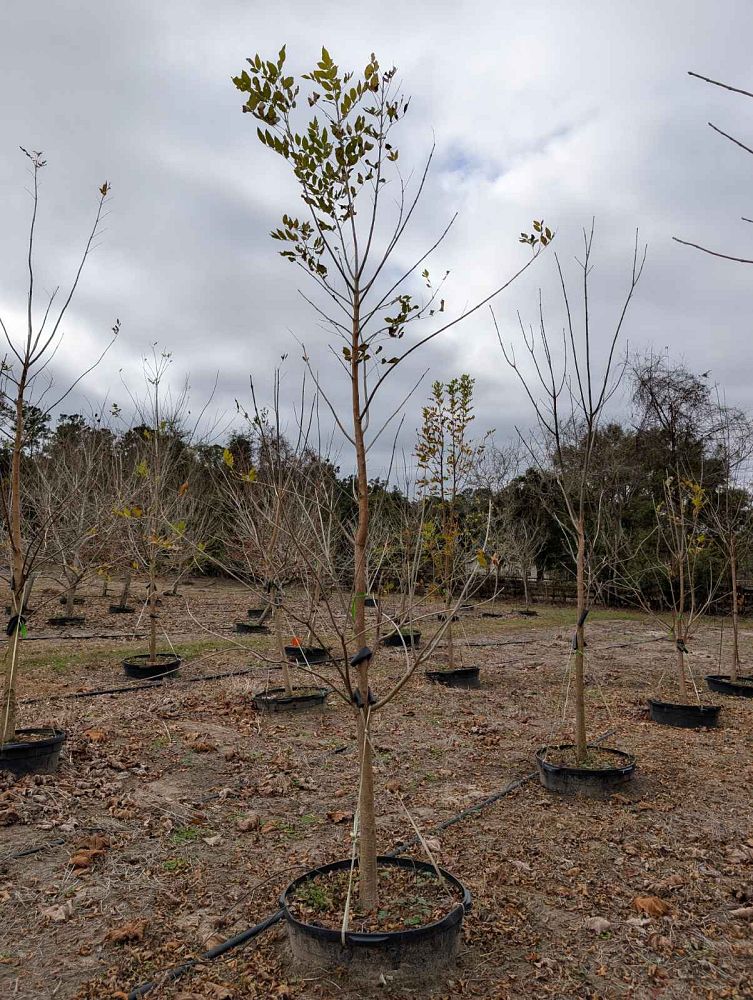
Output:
(387, 725), (618, 857)
(127, 908), (285, 999)
(127, 725), (619, 999)
(20, 664), (283, 706)
(5, 836), (67, 862)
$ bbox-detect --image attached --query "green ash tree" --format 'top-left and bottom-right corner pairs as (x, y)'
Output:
(233, 45), (549, 909)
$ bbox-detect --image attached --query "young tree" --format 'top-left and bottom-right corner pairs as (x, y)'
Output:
(0, 150), (116, 745)
(31, 414), (115, 617)
(116, 353), (203, 666)
(415, 374), (484, 668)
(629, 354), (728, 701)
(498, 225), (645, 764)
(234, 45), (549, 907)
(709, 405), (753, 681)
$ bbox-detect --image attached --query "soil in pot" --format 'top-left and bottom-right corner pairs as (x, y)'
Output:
(282, 856), (470, 978)
(648, 697), (721, 729)
(425, 667), (480, 689)
(236, 620), (270, 634)
(122, 653), (182, 680)
(382, 630), (422, 649)
(109, 604), (135, 614)
(247, 607), (269, 621)
(284, 645), (330, 665)
(253, 686), (328, 713)
(47, 615), (86, 627)
(0, 728), (66, 779)
(536, 744), (636, 797)
(705, 674), (753, 699)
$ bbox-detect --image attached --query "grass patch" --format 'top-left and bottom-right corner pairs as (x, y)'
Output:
(170, 825), (201, 844)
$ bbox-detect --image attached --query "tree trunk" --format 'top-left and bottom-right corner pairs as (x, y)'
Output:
(1, 382), (27, 743)
(673, 614), (689, 702)
(275, 601), (293, 696)
(148, 574), (158, 663)
(65, 579), (78, 616)
(730, 533), (740, 683)
(101, 575), (108, 598)
(351, 298), (378, 912)
(574, 519), (588, 763)
(522, 565), (530, 609)
(120, 569), (132, 607)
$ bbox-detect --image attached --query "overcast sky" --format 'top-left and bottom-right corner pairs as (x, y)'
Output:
(1, 0), (752, 477)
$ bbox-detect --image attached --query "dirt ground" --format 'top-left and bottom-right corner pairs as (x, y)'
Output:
(1, 578), (752, 1000)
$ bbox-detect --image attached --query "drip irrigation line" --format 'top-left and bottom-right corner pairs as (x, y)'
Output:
(126, 725), (618, 999)
(387, 725), (618, 857)
(4, 837), (66, 862)
(127, 909), (285, 999)
(1, 631), (150, 643)
(19, 664), (282, 706)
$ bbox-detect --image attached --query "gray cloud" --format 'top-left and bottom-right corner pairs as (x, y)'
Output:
(2, 0), (753, 474)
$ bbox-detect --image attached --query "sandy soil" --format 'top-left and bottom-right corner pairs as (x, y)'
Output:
(1, 580), (752, 999)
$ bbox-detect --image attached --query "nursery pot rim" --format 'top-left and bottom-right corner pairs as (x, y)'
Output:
(123, 652), (182, 665)
(122, 652), (182, 680)
(253, 685), (328, 707)
(0, 726), (67, 753)
(236, 620), (270, 632)
(535, 742), (636, 777)
(425, 666), (479, 678)
(705, 674), (753, 697)
(280, 855), (471, 947)
(647, 696), (720, 714)
(284, 645), (330, 663)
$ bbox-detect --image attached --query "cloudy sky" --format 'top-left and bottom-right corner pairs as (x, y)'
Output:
(1, 0), (752, 476)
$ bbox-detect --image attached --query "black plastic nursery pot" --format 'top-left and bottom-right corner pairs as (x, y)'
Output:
(436, 613), (460, 622)
(122, 653), (182, 680)
(536, 744), (636, 797)
(235, 620), (270, 635)
(284, 645), (330, 665)
(425, 667), (480, 689)
(382, 630), (422, 649)
(648, 697), (721, 729)
(705, 674), (753, 699)
(108, 604), (135, 614)
(253, 686), (328, 713)
(58, 596), (85, 606)
(0, 728), (66, 779)
(281, 856), (471, 977)
(47, 615), (86, 627)
(364, 596), (379, 608)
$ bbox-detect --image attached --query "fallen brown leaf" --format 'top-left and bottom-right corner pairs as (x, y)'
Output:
(82, 727), (107, 743)
(106, 918), (148, 944)
(326, 809), (353, 824)
(235, 812), (260, 832)
(633, 895), (670, 918)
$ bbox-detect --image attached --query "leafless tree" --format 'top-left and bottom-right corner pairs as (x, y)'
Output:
(496, 224), (645, 763)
